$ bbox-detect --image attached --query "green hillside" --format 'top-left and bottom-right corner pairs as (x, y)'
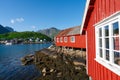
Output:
(0, 31), (51, 41)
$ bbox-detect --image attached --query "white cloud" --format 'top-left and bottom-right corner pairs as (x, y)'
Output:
(10, 19), (15, 24)
(32, 26), (36, 29)
(10, 17), (24, 24)
(16, 17), (24, 22)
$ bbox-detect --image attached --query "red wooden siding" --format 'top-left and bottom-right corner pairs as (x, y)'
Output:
(85, 0), (120, 80)
(55, 34), (86, 48)
(55, 26), (86, 48)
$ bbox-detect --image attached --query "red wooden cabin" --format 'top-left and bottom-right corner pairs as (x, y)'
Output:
(55, 26), (86, 49)
(80, 0), (120, 80)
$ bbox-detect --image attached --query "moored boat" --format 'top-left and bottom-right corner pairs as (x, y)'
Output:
(5, 42), (12, 45)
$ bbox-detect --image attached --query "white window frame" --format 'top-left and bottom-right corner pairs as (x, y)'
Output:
(95, 11), (120, 75)
(60, 37), (63, 43)
(57, 38), (59, 43)
(64, 37), (67, 43)
(70, 36), (75, 43)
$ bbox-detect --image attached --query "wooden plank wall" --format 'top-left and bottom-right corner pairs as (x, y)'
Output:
(55, 34), (86, 48)
(87, 0), (120, 80)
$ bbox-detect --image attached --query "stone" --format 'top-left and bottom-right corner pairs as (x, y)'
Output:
(42, 68), (46, 73)
(21, 48), (89, 80)
(50, 69), (54, 72)
(73, 61), (85, 66)
(57, 72), (62, 77)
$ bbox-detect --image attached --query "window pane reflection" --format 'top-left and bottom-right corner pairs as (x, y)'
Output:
(99, 28), (102, 37)
(100, 49), (103, 58)
(105, 26), (109, 36)
(99, 38), (102, 47)
(106, 50), (109, 61)
(114, 52), (120, 66)
(113, 37), (119, 50)
(113, 22), (119, 36)
(105, 38), (109, 49)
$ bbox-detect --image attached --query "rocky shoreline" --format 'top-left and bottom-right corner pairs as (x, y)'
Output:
(21, 45), (88, 80)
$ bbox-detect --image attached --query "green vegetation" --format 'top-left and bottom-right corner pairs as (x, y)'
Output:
(0, 31), (51, 41)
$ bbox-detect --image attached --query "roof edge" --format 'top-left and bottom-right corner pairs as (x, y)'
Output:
(80, 0), (90, 34)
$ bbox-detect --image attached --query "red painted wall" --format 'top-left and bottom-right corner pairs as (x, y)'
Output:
(86, 0), (120, 80)
(55, 34), (86, 48)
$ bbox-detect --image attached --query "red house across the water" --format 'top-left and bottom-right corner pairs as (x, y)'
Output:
(80, 0), (120, 80)
(55, 26), (86, 49)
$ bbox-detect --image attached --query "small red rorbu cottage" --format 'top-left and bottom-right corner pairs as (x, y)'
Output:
(55, 26), (86, 49)
(80, 0), (120, 80)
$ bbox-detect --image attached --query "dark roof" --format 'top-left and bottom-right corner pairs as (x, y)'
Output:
(56, 26), (80, 37)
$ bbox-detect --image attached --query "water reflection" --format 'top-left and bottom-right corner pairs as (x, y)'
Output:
(0, 43), (51, 80)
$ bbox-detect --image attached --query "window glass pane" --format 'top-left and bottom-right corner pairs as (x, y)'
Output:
(99, 49), (103, 58)
(105, 38), (109, 49)
(113, 22), (119, 36)
(106, 50), (109, 61)
(114, 52), (120, 66)
(71, 36), (75, 42)
(99, 38), (102, 47)
(105, 26), (109, 36)
(113, 37), (119, 50)
(99, 28), (102, 37)
(64, 37), (67, 42)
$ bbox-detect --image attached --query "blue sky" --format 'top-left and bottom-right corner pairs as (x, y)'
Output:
(0, 0), (86, 31)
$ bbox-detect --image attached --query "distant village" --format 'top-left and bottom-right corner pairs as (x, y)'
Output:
(0, 38), (48, 45)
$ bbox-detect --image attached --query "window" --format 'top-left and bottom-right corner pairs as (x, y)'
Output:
(95, 12), (120, 75)
(57, 38), (59, 42)
(112, 22), (120, 65)
(64, 37), (67, 43)
(70, 36), (75, 43)
(60, 37), (63, 43)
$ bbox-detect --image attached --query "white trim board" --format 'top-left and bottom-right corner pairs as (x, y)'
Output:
(80, 0), (90, 34)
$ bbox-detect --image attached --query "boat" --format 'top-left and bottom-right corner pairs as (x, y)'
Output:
(5, 42), (12, 45)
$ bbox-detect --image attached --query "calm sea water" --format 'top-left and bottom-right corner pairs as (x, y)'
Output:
(0, 43), (52, 80)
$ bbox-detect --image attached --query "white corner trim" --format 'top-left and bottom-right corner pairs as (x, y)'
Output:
(94, 11), (120, 27)
(86, 31), (88, 74)
(95, 58), (120, 76)
(80, 0), (90, 34)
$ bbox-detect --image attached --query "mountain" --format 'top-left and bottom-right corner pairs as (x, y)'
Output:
(5, 26), (14, 32)
(37, 27), (60, 39)
(0, 25), (14, 34)
(0, 25), (11, 34)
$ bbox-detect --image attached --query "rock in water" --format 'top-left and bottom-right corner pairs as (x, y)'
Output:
(21, 54), (34, 65)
